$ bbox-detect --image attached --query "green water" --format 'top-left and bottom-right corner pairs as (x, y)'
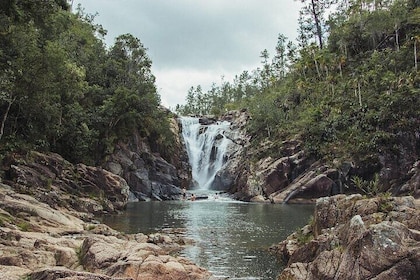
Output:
(100, 196), (313, 279)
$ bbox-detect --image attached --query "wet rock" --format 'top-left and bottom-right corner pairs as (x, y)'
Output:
(199, 117), (217, 125)
(211, 110), (251, 192)
(249, 195), (270, 203)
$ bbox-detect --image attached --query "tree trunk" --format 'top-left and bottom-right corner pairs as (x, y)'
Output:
(395, 27), (400, 51)
(0, 97), (15, 141)
(311, 0), (323, 49)
(415, 39), (418, 71)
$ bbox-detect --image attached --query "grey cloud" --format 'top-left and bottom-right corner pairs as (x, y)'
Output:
(74, 0), (301, 107)
(76, 0), (300, 69)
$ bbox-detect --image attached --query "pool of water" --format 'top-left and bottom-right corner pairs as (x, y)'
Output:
(100, 194), (314, 280)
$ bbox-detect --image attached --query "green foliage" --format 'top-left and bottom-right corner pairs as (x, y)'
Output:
(176, 0), (419, 192)
(0, 213), (12, 227)
(295, 216), (315, 245)
(351, 173), (381, 196)
(86, 224), (96, 231)
(17, 221), (30, 232)
(0, 1), (175, 164)
(295, 227), (314, 245)
(75, 245), (83, 265)
(378, 192), (394, 213)
(19, 275), (31, 280)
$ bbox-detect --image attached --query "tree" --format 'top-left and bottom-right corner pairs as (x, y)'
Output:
(0, 0), (176, 164)
(298, 0), (337, 49)
(101, 34), (158, 140)
(259, 49), (271, 89)
(272, 34), (288, 80)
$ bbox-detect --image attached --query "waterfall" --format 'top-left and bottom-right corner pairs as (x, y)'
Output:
(180, 117), (231, 190)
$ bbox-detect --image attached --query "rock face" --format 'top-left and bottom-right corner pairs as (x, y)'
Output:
(398, 160), (420, 198)
(0, 161), (213, 280)
(104, 128), (191, 201)
(271, 194), (420, 280)
(229, 136), (345, 203)
(229, 133), (419, 202)
(170, 116), (192, 190)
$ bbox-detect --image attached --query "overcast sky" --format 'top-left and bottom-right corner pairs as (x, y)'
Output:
(73, 0), (302, 110)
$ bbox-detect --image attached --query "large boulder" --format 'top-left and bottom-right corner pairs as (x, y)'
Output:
(272, 195), (420, 280)
(79, 236), (212, 280)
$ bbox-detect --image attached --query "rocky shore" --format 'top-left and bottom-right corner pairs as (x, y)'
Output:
(0, 152), (213, 280)
(2, 159), (419, 280)
(271, 194), (420, 280)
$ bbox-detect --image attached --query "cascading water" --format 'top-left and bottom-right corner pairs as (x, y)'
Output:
(180, 117), (231, 190)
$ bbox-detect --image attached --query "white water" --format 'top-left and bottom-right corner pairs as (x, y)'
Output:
(180, 117), (231, 190)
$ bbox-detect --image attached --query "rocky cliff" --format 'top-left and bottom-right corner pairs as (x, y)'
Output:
(216, 110), (419, 203)
(271, 194), (420, 280)
(0, 152), (212, 280)
(103, 115), (191, 201)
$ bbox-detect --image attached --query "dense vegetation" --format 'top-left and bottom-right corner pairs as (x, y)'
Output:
(177, 0), (420, 170)
(0, 0), (175, 164)
(1, 0), (419, 187)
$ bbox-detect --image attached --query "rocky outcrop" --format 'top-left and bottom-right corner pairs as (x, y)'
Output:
(79, 235), (209, 280)
(104, 129), (190, 201)
(229, 137), (344, 203)
(2, 151), (129, 216)
(0, 176), (213, 280)
(209, 110), (347, 203)
(271, 194), (420, 280)
(230, 134), (419, 202)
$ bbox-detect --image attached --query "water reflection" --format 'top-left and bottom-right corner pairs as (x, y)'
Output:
(100, 198), (313, 280)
